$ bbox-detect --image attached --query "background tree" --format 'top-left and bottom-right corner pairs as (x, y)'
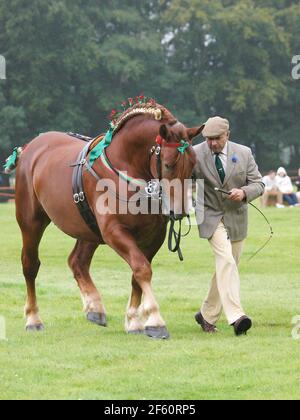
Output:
(0, 0), (299, 171)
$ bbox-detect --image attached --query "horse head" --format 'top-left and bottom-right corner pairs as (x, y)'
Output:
(156, 121), (204, 219)
(102, 100), (204, 219)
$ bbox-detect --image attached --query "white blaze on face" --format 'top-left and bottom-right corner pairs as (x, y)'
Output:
(170, 178), (183, 215)
(161, 178), (192, 216)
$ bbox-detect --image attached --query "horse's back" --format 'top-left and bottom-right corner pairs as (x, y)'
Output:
(17, 131), (82, 194)
(16, 132), (99, 242)
(21, 131), (83, 165)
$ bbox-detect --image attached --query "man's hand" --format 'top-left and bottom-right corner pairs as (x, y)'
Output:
(229, 188), (246, 202)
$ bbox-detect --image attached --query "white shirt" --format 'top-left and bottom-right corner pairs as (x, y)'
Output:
(213, 142), (228, 172)
(262, 175), (277, 192)
(276, 175), (294, 194)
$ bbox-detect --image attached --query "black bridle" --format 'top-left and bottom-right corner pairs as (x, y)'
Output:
(149, 135), (193, 261)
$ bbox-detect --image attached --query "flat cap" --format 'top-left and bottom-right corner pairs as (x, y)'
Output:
(202, 116), (230, 138)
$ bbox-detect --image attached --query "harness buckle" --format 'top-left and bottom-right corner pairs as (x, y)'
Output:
(155, 146), (161, 156)
(74, 192), (85, 203)
(145, 180), (160, 196)
(79, 159), (87, 166)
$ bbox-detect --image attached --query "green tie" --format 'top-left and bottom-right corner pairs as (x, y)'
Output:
(215, 153), (225, 183)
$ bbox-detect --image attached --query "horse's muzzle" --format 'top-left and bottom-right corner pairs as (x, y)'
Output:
(169, 211), (185, 221)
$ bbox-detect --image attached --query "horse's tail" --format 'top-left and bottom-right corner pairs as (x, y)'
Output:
(3, 146), (25, 174)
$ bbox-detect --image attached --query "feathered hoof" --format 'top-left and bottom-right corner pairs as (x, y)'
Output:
(144, 326), (170, 340)
(87, 312), (107, 327)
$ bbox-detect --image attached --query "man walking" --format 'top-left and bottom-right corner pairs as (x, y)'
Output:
(193, 117), (265, 335)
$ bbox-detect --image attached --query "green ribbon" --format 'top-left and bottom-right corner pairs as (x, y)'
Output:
(89, 129), (189, 167)
(3, 147), (19, 172)
(177, 140), (190, 155)
(89, 123), (115, 167)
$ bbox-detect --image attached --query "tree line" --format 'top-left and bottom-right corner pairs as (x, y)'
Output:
(0, 0), (300, 171)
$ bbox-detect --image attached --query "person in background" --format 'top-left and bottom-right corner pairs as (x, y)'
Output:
(262, 170), (284, 208)
(295, 169), (300, 203)
(276, 167), (299, 207)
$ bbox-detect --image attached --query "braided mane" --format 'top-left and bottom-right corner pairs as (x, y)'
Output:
(112, 102), (178, 136)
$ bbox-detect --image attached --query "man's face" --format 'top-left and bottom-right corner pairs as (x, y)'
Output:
(269, 172), (276, 180)
(206, 131), (229, 154)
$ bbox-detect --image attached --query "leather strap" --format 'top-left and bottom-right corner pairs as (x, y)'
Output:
(72, 140), (101, 236)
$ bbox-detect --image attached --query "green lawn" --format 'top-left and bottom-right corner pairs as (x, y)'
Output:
(0, 202), (300, 400)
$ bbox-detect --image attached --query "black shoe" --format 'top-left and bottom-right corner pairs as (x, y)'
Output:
(195, 312), (217, 333)
(232, 316), (252, 336)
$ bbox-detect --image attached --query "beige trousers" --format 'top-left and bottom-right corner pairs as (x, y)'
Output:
(261, 189), (283, 207)
(201, 222), (245, 325)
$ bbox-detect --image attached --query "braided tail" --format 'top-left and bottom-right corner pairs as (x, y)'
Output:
(3, 146), (24, 174)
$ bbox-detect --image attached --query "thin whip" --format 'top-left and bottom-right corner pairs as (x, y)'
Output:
(247, 202), (274, 261)
(214, 188), (273, 261)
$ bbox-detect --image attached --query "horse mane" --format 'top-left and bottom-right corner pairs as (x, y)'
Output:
(112, 102), (178, 136)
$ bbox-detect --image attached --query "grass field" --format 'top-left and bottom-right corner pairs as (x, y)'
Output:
(0, 202), (300, 400)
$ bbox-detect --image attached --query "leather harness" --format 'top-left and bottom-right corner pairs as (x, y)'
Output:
(69, 133), (163, 237)
(70, 134), (101, 236)
(68, 132), (191, 261)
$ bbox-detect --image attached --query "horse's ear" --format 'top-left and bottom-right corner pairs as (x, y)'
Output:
(159, 124), (170, 140)
(187, 124), (205, 142)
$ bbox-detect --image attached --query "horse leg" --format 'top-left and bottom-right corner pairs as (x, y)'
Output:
(20, 219), (50, 331)
(125, 243), (165, 335)
(105, 226), (169, 339)
(68, 240), (107, 327)
(125, 276), (144, 334)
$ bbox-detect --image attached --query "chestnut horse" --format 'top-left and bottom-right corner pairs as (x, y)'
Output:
(14, 102), (204, 339)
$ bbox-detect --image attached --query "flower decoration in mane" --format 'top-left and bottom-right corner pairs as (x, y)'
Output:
(89, 95), (177, 167)
(107, 95), (176, 136)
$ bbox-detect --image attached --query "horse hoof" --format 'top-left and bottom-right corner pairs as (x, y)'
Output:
(144, 326), (170, 340)
(26, 324), (45, 332)
(87, 312), (107, 327)
(127, 329), (144, 335)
